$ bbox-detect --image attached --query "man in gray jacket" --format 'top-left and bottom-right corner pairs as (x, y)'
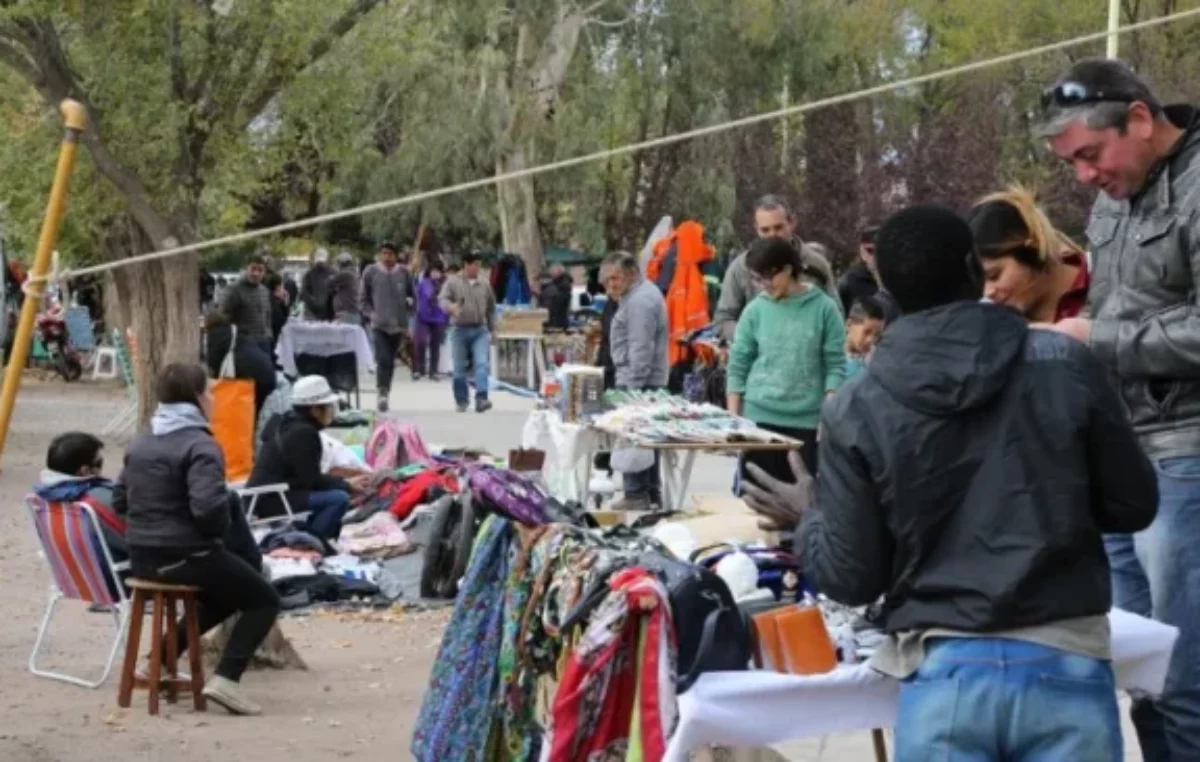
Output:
(361, 241), (412, 412)
(713, 195), (840, 341)
(1043, 58), (1200, 758)
(439, 252), (496, 413)
(601, 252), (668, 510)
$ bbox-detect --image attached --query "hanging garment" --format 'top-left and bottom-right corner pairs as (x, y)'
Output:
(663, 221), (714, 366)
(412, 517), (514, 761)
(544, 566), (678, 762)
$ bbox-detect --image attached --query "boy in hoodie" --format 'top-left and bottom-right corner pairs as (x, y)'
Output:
(742, 205), (1158, 761)
(34, 431), (127, 566)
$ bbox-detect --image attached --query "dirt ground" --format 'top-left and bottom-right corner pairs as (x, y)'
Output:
(0, 378), (444, 762)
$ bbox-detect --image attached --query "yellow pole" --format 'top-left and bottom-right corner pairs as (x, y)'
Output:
(0, 99), (88, 464)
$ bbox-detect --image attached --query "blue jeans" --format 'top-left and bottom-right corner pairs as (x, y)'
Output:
(450, 325), (490, 407)
(1104, 455), (1200, 760)
(303, 489), (351, 541)
(896, 638), (1121, 762)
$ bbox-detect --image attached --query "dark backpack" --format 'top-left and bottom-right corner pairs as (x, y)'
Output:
(636, 552), (752, 692)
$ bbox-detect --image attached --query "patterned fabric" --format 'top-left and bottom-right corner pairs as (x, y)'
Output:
(544, 567), (678, 762)
(412, 516), (514, 761)
(27, 496), (121, 605)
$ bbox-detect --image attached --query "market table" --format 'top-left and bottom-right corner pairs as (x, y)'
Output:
(665, 608), (1179, 762)
(522, 408), (802, 512)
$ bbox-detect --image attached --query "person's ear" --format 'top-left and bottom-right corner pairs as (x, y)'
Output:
(1128, 102), (1157, 141)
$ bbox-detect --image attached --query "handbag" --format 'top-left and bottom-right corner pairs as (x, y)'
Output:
(210, 325), (256, 482)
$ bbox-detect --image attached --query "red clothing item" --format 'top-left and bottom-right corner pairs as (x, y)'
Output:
(387, 469), (459, 521)
(1054, 252), (1090, 321)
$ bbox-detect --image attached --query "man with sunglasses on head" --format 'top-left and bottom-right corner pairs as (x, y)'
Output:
(1042, 57), (1200, 759)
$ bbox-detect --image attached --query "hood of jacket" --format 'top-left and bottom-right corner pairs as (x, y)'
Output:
(870, 301), (1028, 416)
(150, 403), (210, 436)
(34, 470), (114, 502)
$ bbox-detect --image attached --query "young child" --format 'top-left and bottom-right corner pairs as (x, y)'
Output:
(845, 296), (886, 378)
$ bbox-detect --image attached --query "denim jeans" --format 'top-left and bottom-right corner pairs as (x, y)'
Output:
(450, 325), (490, 407)
(1103, 454), (1200, 760)
(303, 489), (351, 541)
(896, 638), (1121, 762)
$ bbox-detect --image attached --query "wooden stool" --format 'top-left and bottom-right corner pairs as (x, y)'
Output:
(117, 579), (206, 715)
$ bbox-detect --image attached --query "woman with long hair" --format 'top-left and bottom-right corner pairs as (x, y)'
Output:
(967, 186), (1090, 322)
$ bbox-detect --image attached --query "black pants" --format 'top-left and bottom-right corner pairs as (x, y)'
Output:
(373, 328), (404, 393)
(129, 547), (280, 682)
(741, 423), (818, 485)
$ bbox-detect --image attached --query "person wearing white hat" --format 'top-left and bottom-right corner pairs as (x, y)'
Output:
(246, 376), (360, 540)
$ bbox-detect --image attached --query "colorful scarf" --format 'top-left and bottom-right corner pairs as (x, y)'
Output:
(411, 516), (513, 761)
(544, 567), (677, 762)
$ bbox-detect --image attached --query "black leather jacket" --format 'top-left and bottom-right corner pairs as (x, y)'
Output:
(797, 303), (1157, 633)
(1086, 105), (1200, 459)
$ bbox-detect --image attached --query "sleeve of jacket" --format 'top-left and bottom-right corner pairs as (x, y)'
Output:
(186, 439), (232, 539)
(1089, 208), (1200, 378)
(821, 298), (848, 393)
(299, 270), (317, 314)
(713, 256), (748, 342)
(1077, 345), (1159, 532)
(801, 244), (843, 317)
(624, 289), (660, 387)
(796, 401), (892, 606)
(219, 285), (240, 324)
(360, 266), (375, 318)
(112, 468), (128, 517)
(725, 300), (758, 395)
(486, 287), (497, 333)
(438, 277), (457, 315)
(287, 427), (352, 493)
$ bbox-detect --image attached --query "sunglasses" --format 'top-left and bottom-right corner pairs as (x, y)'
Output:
(1040, 81), (1136, 113)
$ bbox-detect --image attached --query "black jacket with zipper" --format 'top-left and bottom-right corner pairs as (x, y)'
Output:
(247, 409), (352, 517)
(797, 301), (1158, 633)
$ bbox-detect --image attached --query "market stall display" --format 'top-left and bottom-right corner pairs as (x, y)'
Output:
(275, 320), (374, 404)
(525, 389), (802, 511)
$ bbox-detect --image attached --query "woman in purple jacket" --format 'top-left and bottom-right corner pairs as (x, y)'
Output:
(412, 262), (449, 380)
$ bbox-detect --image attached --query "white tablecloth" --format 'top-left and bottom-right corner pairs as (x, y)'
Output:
(275, 320), (374, 377)
(666, 609), (1178, 761)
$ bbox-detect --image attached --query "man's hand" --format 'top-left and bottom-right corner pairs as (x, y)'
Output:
(742, 450), (814, 533)
(1050, 317), (1092, 343)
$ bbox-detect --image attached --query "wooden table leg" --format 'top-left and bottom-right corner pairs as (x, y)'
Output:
(871, 729), (888, 762)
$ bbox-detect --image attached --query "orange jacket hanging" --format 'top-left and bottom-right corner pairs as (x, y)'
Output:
(652, 221), (713, 365)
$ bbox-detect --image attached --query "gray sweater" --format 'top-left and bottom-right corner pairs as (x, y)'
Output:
(361, 263), (411, 334)
(611, 277), (669, 389)
(439, 274), (496, 331)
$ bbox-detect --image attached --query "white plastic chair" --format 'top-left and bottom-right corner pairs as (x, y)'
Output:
(26, 496), (131, 688)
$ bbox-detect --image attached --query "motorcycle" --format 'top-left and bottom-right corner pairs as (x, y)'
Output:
(35, 307), (83, 381)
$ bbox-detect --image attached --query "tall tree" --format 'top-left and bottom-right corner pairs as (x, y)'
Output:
(0, 0), (386, 418)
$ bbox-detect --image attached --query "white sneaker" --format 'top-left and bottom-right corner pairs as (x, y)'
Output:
(202, 676), (262, 716)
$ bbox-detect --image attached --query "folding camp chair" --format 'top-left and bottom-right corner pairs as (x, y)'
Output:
(236, 483), (309, 528)
(101, 329), (138, 438)
(26, 495), (131, 689)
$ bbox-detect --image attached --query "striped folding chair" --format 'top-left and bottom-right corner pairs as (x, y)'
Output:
(26, 495), (131, 688)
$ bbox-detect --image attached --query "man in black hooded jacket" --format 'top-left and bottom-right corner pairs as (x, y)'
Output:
(743, 205), (1157, 761)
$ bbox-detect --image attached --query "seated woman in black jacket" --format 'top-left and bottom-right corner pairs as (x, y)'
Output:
(247, 375), (357, 541)
(114, 363), (280, 716)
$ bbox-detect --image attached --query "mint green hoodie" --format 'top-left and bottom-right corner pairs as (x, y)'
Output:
(726, 287), (846, 430)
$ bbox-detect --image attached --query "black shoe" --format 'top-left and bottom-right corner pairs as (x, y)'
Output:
(412, 372), (423, 381)
(377, 395), (389, 413)
(476, 399), (493, 413)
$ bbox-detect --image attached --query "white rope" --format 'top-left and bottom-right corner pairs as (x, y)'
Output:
(27, 5), (1200, 286)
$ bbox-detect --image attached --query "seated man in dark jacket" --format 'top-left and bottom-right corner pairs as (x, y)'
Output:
(247, 375), (355, 541)
(34, 431), (128, 567)
(743, 205), (1158, 761)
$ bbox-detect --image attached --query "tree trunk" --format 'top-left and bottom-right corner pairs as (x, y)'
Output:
(204, 619), (308, 671)
(496, 141), (545, 276)
(110, 254), (200, 424)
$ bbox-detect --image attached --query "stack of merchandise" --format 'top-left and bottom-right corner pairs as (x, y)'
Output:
(593, 390), (788, 446)
(552, 364), (605, 423)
